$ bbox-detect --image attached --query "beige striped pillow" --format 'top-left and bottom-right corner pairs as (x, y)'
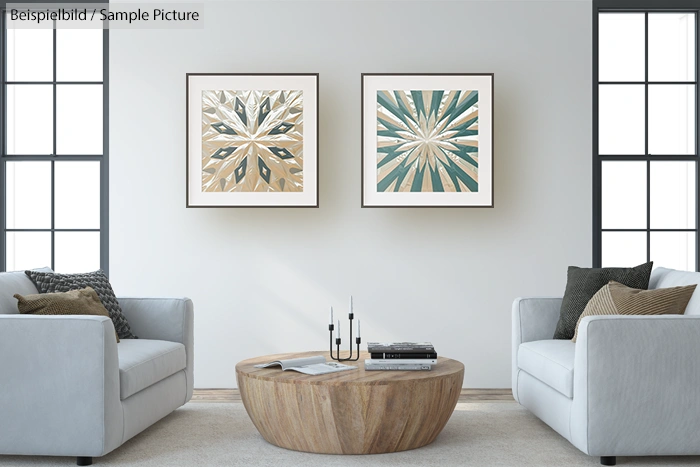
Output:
(571, 280), (697, 342)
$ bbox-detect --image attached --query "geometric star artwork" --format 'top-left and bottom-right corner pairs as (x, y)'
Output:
(201, 90), (303, 192)
(376, 90), (478, 192)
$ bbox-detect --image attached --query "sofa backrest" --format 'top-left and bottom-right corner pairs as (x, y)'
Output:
(0, 268), (52, 314)
(650, 267), (700, 315)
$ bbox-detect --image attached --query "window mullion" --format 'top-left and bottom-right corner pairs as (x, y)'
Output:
(101, 28), (108, 275)
(696, 12), (700, 270)
(593, 4), (602, 268)
(645, 12), (651, 263)
(5, 81), (103, 85)
(1, 12), (6, 271)
(51, 22), (56, 270)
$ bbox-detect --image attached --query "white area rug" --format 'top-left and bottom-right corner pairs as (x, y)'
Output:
(1, 403), (699, 466)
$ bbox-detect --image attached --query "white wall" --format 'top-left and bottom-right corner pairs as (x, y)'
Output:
(110, 0), (592, 388)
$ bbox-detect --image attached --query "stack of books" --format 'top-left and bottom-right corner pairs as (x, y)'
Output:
(365, 342), (437, 371)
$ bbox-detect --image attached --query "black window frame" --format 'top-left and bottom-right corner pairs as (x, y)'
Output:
(0, 0), (109, 274)
(593, 0), (700, 270)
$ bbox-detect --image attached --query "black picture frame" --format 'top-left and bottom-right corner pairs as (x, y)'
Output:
(361, 73), (494, 208)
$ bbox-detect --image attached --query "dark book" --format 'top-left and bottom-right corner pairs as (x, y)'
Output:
(366, 342), (435, 353)
(370, 352), (438, 359)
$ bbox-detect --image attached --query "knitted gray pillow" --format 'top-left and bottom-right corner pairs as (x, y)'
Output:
(25, 270), (136, 340)
(553, 262), (653, 340)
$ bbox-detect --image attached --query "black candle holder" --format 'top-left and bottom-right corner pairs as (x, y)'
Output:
(329, 312), (361, 362)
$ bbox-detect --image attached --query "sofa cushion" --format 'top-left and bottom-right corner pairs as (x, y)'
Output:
(553, 262), (653, 339)
(0, 268), (52, 314)
(15, 287), (120, 343)
(26, 270), (136, 339)
(518, 340), (575, 398)
(650, 267), (700, 315)
(118, 339), (186, 400)
(572, 281), (696, 342)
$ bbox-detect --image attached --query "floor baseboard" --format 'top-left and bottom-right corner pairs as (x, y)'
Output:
(191, 388), (514, 403)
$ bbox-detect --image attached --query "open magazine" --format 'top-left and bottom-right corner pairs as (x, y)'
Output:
(254, 355), (356, 375)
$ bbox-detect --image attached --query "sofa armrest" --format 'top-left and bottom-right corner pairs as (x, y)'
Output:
(571, 315), (700, 456)
(511, 297), (562, 402)
(0, 315), (122, 457)
(118, 297), (194, 401)
(512, 297), (562, 344)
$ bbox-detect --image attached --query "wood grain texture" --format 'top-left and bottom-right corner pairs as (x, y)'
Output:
(191, 388), (514, 403)
(235, 351), (464, 454)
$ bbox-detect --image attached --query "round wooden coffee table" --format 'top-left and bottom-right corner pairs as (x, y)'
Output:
(236, 351), (464, 454)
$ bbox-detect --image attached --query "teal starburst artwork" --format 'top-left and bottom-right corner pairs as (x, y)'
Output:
(376, 90), (479, 192)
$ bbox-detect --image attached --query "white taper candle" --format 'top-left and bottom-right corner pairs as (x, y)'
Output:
(336, 319), (340, 339)
(329, 306), (333, 325)
(357, 319), (361, 338)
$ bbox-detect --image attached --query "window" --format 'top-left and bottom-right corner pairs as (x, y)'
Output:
(593, 1), (699, 270)
(0, 11), (108, 273)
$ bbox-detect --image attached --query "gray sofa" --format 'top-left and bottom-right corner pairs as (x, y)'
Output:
(512, 267), (700, 466)
(0, 269), (194, 465)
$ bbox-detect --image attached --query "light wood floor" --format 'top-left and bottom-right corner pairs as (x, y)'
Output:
(192, 388), (514, 403)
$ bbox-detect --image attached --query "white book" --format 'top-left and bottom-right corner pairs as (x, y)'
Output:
(364, 360), (432, 371)
(367, 358), (437, 365)
(254, 356), (357, 376)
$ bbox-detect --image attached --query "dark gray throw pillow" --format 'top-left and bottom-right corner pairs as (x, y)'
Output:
(553, 262), (653, 340)
(25, 270), (136, 340)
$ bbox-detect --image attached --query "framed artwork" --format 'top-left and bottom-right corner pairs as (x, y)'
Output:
(186, 73), (318, 207)
(362, 73), (494, 207)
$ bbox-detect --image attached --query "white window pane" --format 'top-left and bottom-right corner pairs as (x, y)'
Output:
(6, 232), (51, 272)
(602, 161), (647, 229)
(599, 85), (645, 155)
(599, 13), (645, 82)
(6, 28), (53, 81)
(649, 13), (696, 82)
(7, 85), (53, 155)
(6, 161), (52, 229)
(54, 232), (100, 274)
(56, 85), (103, 155)
(651, 232), (696, 271)
(602, 232), (647, 268)
(650, 162), (695, 229)
(57, 29), (103, 82)
(648, 85), (695, 155)
(55, 162), (100, 229)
